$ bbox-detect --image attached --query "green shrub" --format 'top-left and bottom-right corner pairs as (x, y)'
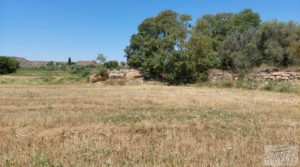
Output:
(120, 61), (126, 66)
(103, 60), (119, 69)
(197, 72), (209, 82)
(97, 66), (109, 78)
(80, 70), (91, 77)
(40, 76), (54, 83)
(262, 81), (299, 93)
(0, 57), (20, 74)
(278, 84), (293, 93)
(235, 80), (259, 90)
(216, 81), (234, 88)
(263, 81), (277, 91)
(45, 61), (55, 70)
(67, 65), (85, 74)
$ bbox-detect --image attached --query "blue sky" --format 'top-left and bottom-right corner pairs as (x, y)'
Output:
(0, 0), (300, 62)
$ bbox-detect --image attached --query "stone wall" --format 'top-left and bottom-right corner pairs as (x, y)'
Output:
(208, 69), (300, 82)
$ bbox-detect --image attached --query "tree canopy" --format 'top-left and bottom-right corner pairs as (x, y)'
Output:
(0, 57), (20, 74)
(97, 54), (107, 65)
(125, 9), (300, 83)
(125, 10), (192, 82)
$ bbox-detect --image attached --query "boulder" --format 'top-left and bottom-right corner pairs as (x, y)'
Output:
(89, 74), (105, 83)
(125, 69), (142, 79)
(89, 69), (143, 84)
(109, 70), (126, 79)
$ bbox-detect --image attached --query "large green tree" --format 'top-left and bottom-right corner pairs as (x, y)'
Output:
(186, 31), (217, 74)
(219, 28), (262, 70)
(259, 21), (300, 67)
(125, 10), (193, 82)
(194, 9), (261, 50)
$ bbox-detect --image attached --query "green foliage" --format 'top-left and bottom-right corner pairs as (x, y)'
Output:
(235, 80), (259, 90)
(45, 61), (55, 70)
(260, 21), (300, 67)
(162, 53), (198, 84)
(197, 80), (300, 94)
(43, 62), (92, 77)
(219, 28), (262, 70)
(125, 10), (193, 83)
(97, 66), (109, 78)
(0, 68), (91, 85)
(97, 54), (107, 65)
(125, 9), (264, 84)
(0, 57), (20, 74)
(262, 81), (300, 93)
(233, 9), (261, 32)
(103, 60), (119, 69)
(120, 61), (126, 66)
(195, 9), (260, 48)
(187, 32), (218, 72)
(126, 9), (300, 84)
(194, 9), (262, 70)
(67, 57), (72, 65)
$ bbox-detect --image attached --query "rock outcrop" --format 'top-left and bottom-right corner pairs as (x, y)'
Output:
(90, 69), (143, 84)
(89, 74), (105, 83)
(125, 69), (143, 79)
(209, 68), (300, 83)
(109, 70), (126, 79)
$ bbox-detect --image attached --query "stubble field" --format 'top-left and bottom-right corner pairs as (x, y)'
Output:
(1, 83), (300, 166)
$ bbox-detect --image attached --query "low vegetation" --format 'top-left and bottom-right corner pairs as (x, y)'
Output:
(0, 68), (90, 85)
(103, 60), (120, 69)
(197, 80), (300, 94)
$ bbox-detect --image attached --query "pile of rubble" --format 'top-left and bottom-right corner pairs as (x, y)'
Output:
(89, 69), (143, 83)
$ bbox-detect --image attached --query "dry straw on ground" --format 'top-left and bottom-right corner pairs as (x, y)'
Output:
(0, 84), (300, 166)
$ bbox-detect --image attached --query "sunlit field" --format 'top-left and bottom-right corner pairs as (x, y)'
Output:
(1, 81), (300, 166)
(2, 0), (300, 166)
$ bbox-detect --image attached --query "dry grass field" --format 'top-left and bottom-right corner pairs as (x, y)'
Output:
(1, 83), (300, 166)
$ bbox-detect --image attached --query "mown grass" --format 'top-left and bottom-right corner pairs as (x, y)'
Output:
(0, 69), (300, 166)
(1, 85), (300, 166)
(8, 108), (263, 166)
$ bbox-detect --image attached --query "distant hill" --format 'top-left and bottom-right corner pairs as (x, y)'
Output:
(3, 56), (96, 67)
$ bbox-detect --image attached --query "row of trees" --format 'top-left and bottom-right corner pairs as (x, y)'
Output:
(44, 55), (122, 71)
(125, 9), (300, 83)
